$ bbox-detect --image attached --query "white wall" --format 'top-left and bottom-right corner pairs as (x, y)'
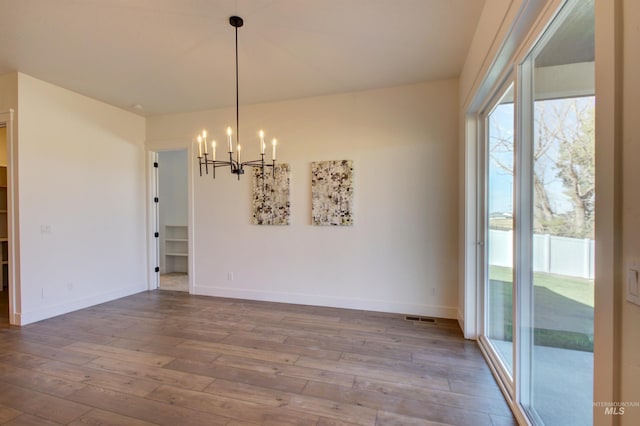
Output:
(0, 127), (6, 167)
(16, 73), (147, 324)
(158, 149), (188, 273)
(148, 80), (459, 318)
(0, 73), (18, 112)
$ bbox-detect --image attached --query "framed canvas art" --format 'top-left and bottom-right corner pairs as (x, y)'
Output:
(311, 160), (353, 226)
(251, 163), (290, 225)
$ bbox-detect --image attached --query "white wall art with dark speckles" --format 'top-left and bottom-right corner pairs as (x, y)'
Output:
(311, 160), (354, 226)
(251, 163), (290, 225)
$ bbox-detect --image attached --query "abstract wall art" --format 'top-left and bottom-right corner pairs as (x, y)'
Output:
(311, 160), (354, 226)
(251, 163), (291, 225)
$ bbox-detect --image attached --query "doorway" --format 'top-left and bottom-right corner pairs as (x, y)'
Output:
(0, 123), (7, 326)
(157, 149), (189, 292)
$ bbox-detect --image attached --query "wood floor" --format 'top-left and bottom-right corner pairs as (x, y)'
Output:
(0, 291), (516, 426)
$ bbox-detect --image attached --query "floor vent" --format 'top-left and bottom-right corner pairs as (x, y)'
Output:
(404, 315), (437, 323)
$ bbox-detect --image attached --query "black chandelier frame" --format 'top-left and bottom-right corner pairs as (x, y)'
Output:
(197, 16), (276, 181)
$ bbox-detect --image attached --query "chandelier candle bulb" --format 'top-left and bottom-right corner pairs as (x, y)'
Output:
(212, 141), (216, 161)
(259, 130), (265, 154)
(197, 135), (203, 157)
(237, 144), (241, 163)
(202, 130), (208, 154)
(272, 139), (277, 161)
(227, 126), (233, 153)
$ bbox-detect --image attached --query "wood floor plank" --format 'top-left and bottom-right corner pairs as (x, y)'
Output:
(2, 413), (65, 426)
(4, 329), (77, 348)
(283, 335), (368, 356)
(375, 411), (451, 426)
(1, 340), (100, 365)
(256, 324), (362, 342)
(316, 417), (362, 426)
(214, 354), (356, 387)
(0, 403), (22, 423)
(66, 385), (229, 426)
(448, 378), (506, 400)
(490, 414), (520, 426)
(64, 342), (175, 367)
(203, 378), (293, 407)
(165, 358), (309, 393)
(295, 356), (451, 391)
(0, 361), (86, 398)
(302, 381), (495, 425)
(87, 356), (215, 391)
(286, 394), (377, 426)
(109, 338), (222, 364)
(412, 349), (489, 369)
(177, 340), (299, 364)
(0, 291), (516, 425)
(340, 352), (451, 378)
(353, 377), (513, 416)
(0, 351), (52, 369)
(68, 408), (159, 426)
(85, 324), (189, 346)
(221, 334), (343, 361)
(223, 330), (289, 343)
(24, 324), (121, 346)
(0, 381), (92, 424)
(148, 384), (320, 425)
(33, 360), (161, 397)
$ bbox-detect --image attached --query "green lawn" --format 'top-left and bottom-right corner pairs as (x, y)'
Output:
(489, 265), (594, 307)
(488, 265), (594, 352)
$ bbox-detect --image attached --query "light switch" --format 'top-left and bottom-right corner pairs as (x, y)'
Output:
(627, 263), (640, 306)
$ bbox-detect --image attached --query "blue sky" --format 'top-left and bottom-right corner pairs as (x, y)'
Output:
(487, 96), (595, 215)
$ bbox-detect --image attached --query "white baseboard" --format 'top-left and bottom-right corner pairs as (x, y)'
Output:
(193, 285), (457, 319)
(17, 284), (148, 326)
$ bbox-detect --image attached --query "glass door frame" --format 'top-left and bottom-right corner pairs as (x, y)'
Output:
(477, 75), (517, 402)
(517, 1), (593, 423)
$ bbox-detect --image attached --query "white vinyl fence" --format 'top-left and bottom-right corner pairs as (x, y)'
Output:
(489, 229), (595, 279)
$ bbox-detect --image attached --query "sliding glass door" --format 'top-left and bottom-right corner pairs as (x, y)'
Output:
(484, 84), (515, 378)
(479, 1), (594, 424)
(521, 1), (595, 424)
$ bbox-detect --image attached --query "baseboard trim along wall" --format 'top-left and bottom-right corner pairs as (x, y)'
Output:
(17, 284), (148, 325)
(193, 285), (457, 319)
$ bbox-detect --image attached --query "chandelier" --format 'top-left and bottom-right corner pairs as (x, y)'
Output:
(196, 16), (277, 180)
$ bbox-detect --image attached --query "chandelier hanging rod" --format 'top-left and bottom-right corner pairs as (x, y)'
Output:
(195, 15), (277, 181)
(232, 15), (241, 156)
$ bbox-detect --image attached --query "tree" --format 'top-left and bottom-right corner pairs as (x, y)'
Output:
(488, 96), (595, 239)
(534, 98), (595, 238)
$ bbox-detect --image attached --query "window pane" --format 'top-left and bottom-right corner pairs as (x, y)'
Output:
(527, 1), (594, 424)
(486, 85), (514, 374)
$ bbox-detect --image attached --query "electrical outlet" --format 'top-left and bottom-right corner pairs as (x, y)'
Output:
(40, 225), (51, 234)
(228, 272), (234, 281)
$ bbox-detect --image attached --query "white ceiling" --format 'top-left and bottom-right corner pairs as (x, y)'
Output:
(0, 0), (485, 116)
